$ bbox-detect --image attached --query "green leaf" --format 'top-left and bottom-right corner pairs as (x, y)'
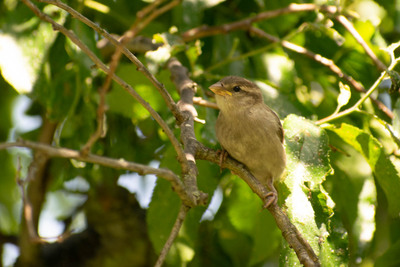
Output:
(147, 177), (181, 254)
(282, 114), (347, 266)
(108, 64), (166, 121)
(328, 123), (400, 217)
(375, 239), (400, 267)
(225, 176), (281, 265)
(227, 177), (263, 235)
(249, 203), (281, 265)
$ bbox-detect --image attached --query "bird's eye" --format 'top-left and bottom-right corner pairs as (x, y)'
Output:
(233, 86), (241, 92)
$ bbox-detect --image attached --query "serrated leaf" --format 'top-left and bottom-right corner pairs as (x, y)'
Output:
(281, 114), (346, 266)
(329, 123), (400, 217)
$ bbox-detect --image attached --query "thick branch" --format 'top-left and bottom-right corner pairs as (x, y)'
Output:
(167, 57), (208, 206)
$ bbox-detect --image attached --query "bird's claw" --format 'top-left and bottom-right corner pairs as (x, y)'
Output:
(217, 149), (229, 173)
(262, 191), (277, 209)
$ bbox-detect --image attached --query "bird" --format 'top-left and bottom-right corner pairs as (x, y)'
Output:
(209, 76), (286, 208)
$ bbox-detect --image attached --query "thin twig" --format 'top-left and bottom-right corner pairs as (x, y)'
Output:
(125, 0), (181, 40)
(25, 0), (189, 172)
(335, 15), (387, 71)
(80, 85), (107, 155)
(248, 27), (393, 119)
(15, 158), (39, 241)
(38, 0), (184, 123)
(154, 205), (190, 267)
(136, 0), (167, 20)
(80, 0), (180, 154)
(1, 139), (200, 206)
(193, 96), (218, 109)
(182, 3), (338, 42)
(317, 58), (400, 125)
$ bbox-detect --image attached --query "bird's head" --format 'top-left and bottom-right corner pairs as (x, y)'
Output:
(209, 76), (263, 112)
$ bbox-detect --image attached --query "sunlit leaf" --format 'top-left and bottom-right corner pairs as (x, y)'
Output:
(0, 5), (67, 94)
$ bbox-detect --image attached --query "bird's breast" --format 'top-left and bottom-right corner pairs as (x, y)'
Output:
(216, 108), (286, 181)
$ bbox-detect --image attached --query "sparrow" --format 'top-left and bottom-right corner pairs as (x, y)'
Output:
(209, 76), (286, 208)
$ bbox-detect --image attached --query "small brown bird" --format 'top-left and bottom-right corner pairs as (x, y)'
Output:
(209, 76), (286, 207)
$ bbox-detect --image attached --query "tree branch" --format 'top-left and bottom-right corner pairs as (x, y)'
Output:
(193, 96), (218, 109)
(182, 3), (338, 42)
(317, 57), (400, 125)
(38, 0), (184, 123)
(80, 0), (180, 154)
(335, 15), (387, 71)
(18, 118), (57, 265)
(167, 57), (208, 205)
(1, 140), (199, 206)
(24, 0), (189, 173)
(154, 204), (190, 267)
(248, 27), (394, 119)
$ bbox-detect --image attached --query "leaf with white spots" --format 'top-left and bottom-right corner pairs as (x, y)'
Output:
(280, 115), (347, 266)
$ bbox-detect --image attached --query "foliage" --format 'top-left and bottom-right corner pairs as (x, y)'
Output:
(1, 0), (400, 266)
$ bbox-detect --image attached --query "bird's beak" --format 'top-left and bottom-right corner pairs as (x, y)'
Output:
(209, 82), (232, 96)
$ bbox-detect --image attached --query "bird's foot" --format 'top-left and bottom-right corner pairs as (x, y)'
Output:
(262, 191), (277, 209)
(262, 179), (279, 209)
(216, 149), (229, 172)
